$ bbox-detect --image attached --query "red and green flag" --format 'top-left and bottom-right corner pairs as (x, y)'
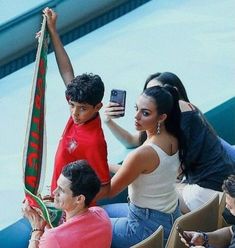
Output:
(22, 15), (61, 228)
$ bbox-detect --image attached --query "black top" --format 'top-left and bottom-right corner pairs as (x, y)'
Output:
(181, 109), (235, 191)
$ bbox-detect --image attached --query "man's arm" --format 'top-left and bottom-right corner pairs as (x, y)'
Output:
(22, 201), (46, 248)
(207, 227), (232, 248)
(182, 227), (232, 248)
(43, 7), (74, 86)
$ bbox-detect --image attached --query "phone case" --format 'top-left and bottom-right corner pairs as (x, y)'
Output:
(110, 89), (126, 116)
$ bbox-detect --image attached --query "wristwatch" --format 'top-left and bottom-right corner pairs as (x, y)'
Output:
(199, 231), (209, 248)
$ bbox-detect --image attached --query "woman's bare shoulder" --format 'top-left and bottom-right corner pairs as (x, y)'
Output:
(127, 144), (157, 161)
(126, 144), (159, 172)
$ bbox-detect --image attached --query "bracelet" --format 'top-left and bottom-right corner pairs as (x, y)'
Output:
(198, 231), (209, 248)
(31, 228), (44, 234)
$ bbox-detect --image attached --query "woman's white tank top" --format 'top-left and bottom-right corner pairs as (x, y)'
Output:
(128, 143), (180, 213)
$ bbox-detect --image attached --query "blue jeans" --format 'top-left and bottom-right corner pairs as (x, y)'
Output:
(0, 218), (31, 248)
(220, 138), (235, 161)
(103, 202), (181, 248)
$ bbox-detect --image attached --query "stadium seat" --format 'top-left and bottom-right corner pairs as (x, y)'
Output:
(130, 225), (164, 248)
(165, 193), (219, 248)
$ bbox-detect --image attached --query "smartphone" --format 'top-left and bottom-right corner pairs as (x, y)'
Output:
(110, 89), (126, 117)
(176, 225), (192, 245)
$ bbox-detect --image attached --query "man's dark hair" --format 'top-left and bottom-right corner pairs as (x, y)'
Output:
(65, 73), (105, 106)
(222, 175), (235, 198)
(62, 160), (101, 206)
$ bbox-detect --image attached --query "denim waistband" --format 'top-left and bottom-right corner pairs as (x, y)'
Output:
(129, 202), (180, 220)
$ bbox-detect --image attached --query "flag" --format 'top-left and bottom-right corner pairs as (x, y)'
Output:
(22, 15), (62, 228)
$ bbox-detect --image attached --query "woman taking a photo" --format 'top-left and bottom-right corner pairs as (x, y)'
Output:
(104, 85), (183, 247)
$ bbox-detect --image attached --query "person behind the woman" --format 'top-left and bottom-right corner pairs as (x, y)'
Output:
(104, 85), (182, 247)
(104, 72), (235, 213)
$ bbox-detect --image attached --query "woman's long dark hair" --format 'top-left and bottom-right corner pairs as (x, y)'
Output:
(144, 72), (190, 102)
(140, 72), (189, 145)
(143, 85), (185, 163)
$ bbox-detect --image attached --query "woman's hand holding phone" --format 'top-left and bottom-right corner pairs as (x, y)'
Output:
(103, 102), (125, 122)
(104, 89), (126, 123)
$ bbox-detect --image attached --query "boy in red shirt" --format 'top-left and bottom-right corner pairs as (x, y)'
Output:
(43, 8), (110, 200)
(51, 74), (110, 200)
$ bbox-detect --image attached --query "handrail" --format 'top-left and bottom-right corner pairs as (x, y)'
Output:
(0, 0), (62, 32)
(0, 0), (151, 79)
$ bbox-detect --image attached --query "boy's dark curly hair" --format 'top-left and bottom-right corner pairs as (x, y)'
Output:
(65, 73), (104, 106)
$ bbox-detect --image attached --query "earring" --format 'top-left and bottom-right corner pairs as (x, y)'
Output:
(157, 122), (161, 135)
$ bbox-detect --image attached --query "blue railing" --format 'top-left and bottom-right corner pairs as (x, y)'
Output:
(0, 0), (151, 79)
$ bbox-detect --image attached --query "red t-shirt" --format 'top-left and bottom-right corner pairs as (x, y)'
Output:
(51, 114), (110, 193)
